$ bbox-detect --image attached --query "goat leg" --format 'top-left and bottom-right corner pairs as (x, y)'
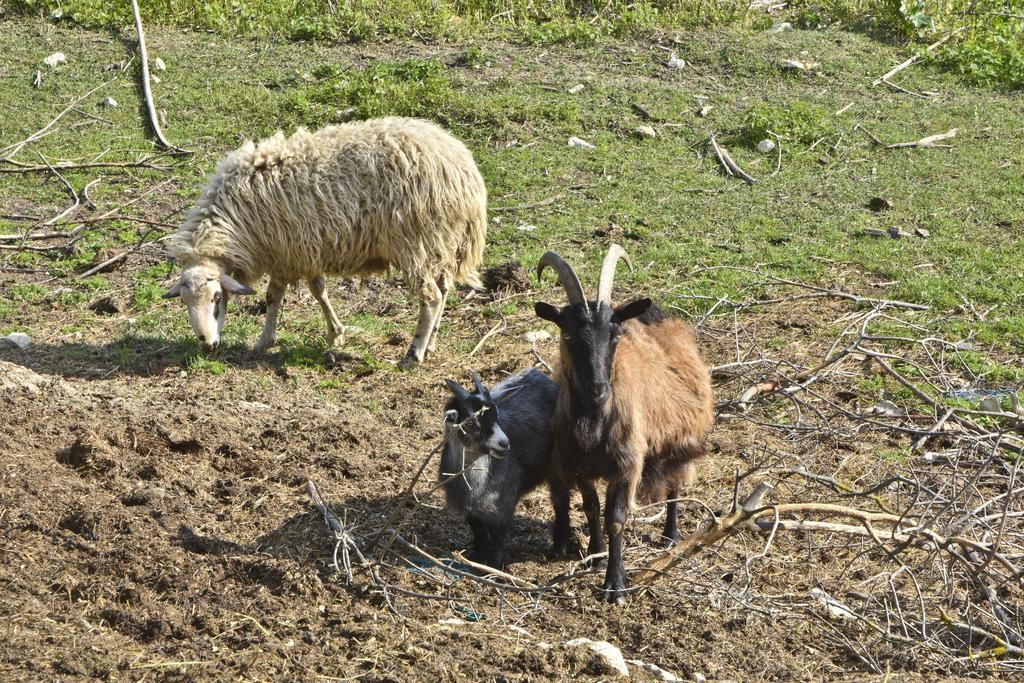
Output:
(468, 516), (508, 571)
(549, 485), (573, 558)
(660, 488), (679, 546)
(581, 480), (606, 565)
(602, 480), (630, 604)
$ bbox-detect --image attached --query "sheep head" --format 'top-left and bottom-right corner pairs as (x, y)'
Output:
(443, 371), (510, 455)
(535, 245), (651, 409)
(163, 261), (255, 352)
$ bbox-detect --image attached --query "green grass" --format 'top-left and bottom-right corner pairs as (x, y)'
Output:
(0, 17), (1022, 379)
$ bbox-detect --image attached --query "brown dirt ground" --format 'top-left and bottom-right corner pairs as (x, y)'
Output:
(2, 268), (1011, 682)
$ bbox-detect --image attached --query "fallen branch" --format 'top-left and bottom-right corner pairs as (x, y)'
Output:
(872, 28), (966, 85)
(0, 156), (173, 173)
(709, 134), (757, 185)
(76, 233), (170, 279)
(886, 128), (958, 150)
(490, 193), (565, 213)
(0, 76), (121, 162)
(468, 320), (506, 357)
(130, 0), (190, 154)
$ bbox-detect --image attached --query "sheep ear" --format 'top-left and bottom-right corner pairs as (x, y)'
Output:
(162, 282), (182, 299)
(444, 379), (470, 400)
(613, 297), (652, 323)
(220, 274), (255, 296)
(534, 302), (562, 324)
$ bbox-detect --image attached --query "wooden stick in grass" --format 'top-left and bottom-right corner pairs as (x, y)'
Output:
(130, 0), (190, 154)
(709, 134), (757, 185)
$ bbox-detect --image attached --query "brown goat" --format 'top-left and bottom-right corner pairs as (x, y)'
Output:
(535, 245), (714, 603)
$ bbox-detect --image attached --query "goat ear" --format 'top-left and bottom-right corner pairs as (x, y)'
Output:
(469, 371), (488, 396)
(613, 297), (652, 323)
(444, 379), (469, 400)
(219, 274), (256, 296)
(534, 302), (562, 324)
(162, 282), (183, 299)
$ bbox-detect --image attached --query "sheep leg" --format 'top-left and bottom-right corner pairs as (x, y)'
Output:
(602, 480), (630, 604)
(253, 279), (286, 353)
(580, 480), (606, 566)
(308, 275), (344, 347)
(399, 280), (443, 370)
(550, 485), (573, 558)
(426, 280), (449, 353)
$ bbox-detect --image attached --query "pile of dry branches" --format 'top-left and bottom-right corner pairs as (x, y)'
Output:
(307, 271), (1022, 675)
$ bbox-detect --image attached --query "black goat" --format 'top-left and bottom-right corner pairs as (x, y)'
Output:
(440, 369), (558, 569)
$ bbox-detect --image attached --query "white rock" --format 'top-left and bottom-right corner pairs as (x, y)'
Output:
(979, 396), (1002, 414)
(523, 330), (552, 343)
(437, 618), (466, 626)
(150, 74), (161, 84)
(666, 52), (685, 69)
(568, 83), (585, 94)
(565, 639), (629, 678)
(809, 588), (856, 621)
(627, 658), (681, 681)
(507, 625), (534, 638)
(152, 57), (166, 71)
(0, 333), (32, 350)
(635, 125), (657, 138)
(516, 224), (537, 232)
(865, 400), (902, 417)
(768, 22), (793, 33)
(43, 52), (66, 67)
(692, 674), (707, 682)
(568, 136), (596, 149)
(101, 96), (118, 108)
(491, 216), (501, 225)
(756, 139), (776, 153)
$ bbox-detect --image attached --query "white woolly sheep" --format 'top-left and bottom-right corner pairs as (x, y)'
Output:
(163, 117), (487, 369)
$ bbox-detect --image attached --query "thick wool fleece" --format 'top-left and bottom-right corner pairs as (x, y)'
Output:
(167, 117), (486, 300)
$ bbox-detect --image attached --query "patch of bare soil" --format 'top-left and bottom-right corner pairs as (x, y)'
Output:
(1, 287), (1020, 681)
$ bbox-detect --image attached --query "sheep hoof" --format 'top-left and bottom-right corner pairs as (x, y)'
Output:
(252, 338), (276, 353)
(397, 354), (421, 371)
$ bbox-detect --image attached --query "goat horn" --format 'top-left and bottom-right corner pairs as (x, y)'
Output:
(470, 371), (487, 395)
(537, 251), (589, 313)
(596, 243), (632, 305)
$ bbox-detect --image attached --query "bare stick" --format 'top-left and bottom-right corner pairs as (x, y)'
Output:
(468, 320), (505, 357)
(886, 128), (958, 150)
(0, 77), (119, 161)
(76, 233), (170, 279)
(0, 156), (172, 173)
(490, 193), (565, 213)
(130, 0), (190, 154)
(872, 27), (965, 85)
(709, 134), (757, 185)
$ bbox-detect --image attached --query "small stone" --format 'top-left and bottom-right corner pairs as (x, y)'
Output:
(756, 139), (776, 153)
(626, 659), (681, 681)
(979, 396), (1002, 414)
(914, 228), (930, 238)
(43, 52), (66, 67)
(101, 96), (118, 108)
(887, 225), (904, 239)
(564, 639), (629, 678)
(491, 216), (501, 225)
(567, 136), (596, 149)
(666, 52), (685, 69)
(150, 74), (160, 84)
(152, 57), (166, 71)
(0, 333), (32, 350)
(768, 22), (792, 32)
(516, 224), (537, 232)
(635, 125), (657, 138)
(568, 83), (584, 94)
(697, 104), (712, 118)
(523, 330), (552, 343)
(692, 674), (707, 683)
